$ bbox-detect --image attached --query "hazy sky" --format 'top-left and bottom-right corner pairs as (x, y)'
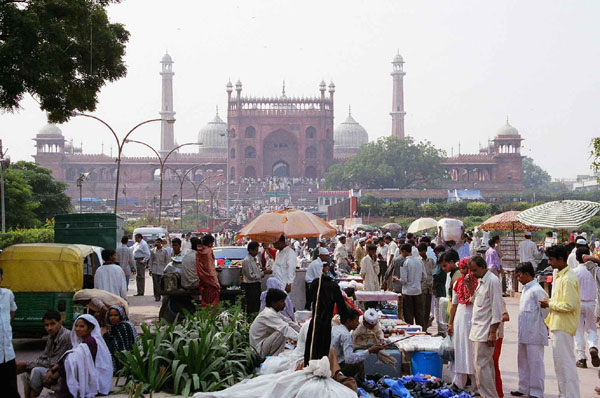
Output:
(2, 0), (599, 179)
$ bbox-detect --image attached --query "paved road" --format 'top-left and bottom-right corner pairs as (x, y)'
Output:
(13, 274), (600, 397)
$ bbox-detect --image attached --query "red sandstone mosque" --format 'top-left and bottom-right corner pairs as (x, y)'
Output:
(33, 52), (525, 206)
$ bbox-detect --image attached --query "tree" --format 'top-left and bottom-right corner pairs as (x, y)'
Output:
(522, 157), (551, 189)
(466, 202), (492, 216)
(324, 137), (448, 190)
(11, 161), (71, 221)
(3, 168), (39, 228)
(0, 0), (129, 122)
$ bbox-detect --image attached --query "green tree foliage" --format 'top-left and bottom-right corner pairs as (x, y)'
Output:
(0, 0), (129, 122)
(324, 137), (448, 190)
(522, 157), (551, 189)
(11, 161), (71, 221)
(3, 162), (71, 228)
(466, 202), (492, 216)
(3, 168), (38, 228)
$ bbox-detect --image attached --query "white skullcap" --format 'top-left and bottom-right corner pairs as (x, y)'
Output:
(338, 235), (346, 239)
(359, 237), (367, 243)
(363, 308), (379, 325)
(318, 247), (330, 255)
(524, 231), (532, 237)
(576, 238), (587, 245)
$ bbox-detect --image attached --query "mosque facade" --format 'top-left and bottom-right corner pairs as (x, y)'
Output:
(33, 51), (524, 206)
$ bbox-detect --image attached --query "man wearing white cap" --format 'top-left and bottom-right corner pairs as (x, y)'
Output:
(305, 247), (329, 310)
(334, 235), (352, 274)
(352, 308), (385, 347)
(568, 238), (588, 270)
(518, 231), (541, 266)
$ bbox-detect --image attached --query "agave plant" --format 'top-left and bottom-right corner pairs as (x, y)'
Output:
(117, 302), (261, 397)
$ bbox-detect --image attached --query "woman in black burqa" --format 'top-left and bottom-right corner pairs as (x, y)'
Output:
(303, 263), (350, 366)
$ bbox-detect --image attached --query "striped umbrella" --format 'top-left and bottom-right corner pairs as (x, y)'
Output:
(516, 200), (600, 230)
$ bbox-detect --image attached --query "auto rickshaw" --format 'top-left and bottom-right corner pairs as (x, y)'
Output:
(0, 243), (102, 337)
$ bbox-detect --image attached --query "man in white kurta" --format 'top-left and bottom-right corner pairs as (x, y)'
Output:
(250, 289), (299, 358)
(518, 232), (540, 265)
(512, 262), (548, 398)
(469, 257), (503, 398)
(334, 236), (352, 273)
(360, 246), (380, 291)
(94, 250), (127, 299)
(272, 235), (297, 293)
(573, 247), (599, 368)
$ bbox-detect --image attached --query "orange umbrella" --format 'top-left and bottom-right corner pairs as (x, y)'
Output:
(237, 209), (337, 243)
(479, 211), (538, 232)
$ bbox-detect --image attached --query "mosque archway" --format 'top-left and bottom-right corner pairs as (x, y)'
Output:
(263, 128), (298, 177)
(272, 161), (289, 177)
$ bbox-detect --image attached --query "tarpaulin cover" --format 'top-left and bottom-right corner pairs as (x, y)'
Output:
(0, 244), (93, 292)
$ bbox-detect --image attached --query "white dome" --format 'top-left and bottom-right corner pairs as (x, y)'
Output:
(198, 113), (227, 151)
(334, 111), (368, 149)
(496, 120), (520, 137)
(38, 123), (63, 137)
(161, 53), (173, 63)
(393, 53), (404, 63)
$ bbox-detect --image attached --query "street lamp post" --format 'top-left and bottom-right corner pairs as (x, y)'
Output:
(220, 129), (236, 219)
(125, 140), (201, 224)
(76, 172), (90, 213)
(169, 165), (202, 230)
(187, 174), (224, 231)
(73, 113), (172, 214)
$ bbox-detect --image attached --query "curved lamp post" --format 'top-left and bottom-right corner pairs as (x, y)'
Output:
(168, 165), (202, 230)
(72, 113), (172, 214)
(125, 140), (201, 223)
(187, 174), (224, 229)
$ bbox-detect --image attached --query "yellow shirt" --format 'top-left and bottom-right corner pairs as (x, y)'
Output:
(545, 266), (581, 336)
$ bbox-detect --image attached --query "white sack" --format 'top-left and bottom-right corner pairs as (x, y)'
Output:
(437, 218), (464, 242)
(194, 357), (355, 398)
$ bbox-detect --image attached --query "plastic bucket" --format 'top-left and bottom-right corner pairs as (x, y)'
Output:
(411, 351), (442, 378)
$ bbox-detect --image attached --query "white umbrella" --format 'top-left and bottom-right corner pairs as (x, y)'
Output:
(516, 200), (600, 230)
(407, 217), (438, 233)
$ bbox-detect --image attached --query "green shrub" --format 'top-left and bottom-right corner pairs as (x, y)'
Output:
(116, 302), (260, 397)
(0, 227), (54, 250)
(466, 202), (492, 216)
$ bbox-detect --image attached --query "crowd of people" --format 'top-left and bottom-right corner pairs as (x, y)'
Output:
(3, 223), (600, 397)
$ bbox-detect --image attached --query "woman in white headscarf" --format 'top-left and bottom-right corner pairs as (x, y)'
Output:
(260, 277), (295, 321)
(50, 314), (113, 398)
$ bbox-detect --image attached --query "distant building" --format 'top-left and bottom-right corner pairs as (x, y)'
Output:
(33, 51), (525, 207)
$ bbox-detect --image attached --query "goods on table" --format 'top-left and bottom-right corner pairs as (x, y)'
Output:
(380, 319), (422, 337)
(393, 335), (444, 353)
(363, 374), (472, 398)
(437, 218), (464, 242)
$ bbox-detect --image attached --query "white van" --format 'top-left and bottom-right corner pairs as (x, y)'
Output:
(133, 226), (169, 244)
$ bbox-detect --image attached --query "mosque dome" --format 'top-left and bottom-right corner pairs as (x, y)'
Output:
(334, 109), (369, 149)
(37, 123), (63, 137)
(393, 53), (404, 63)
(496, 120), (520, 137)
(198, 111), (227, 152)
(161, 53), (173, 63)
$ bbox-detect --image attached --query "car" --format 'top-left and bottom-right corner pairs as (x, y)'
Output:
(213, 246), (248, 266)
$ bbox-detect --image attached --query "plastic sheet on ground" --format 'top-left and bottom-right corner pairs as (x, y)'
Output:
(193, 357), (355, 398)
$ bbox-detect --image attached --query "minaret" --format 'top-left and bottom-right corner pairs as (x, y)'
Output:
(390, 51), (406, 139)
(159, 53), (175, 154)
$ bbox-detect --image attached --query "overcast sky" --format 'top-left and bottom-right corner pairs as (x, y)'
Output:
(2, 0), (599, 179)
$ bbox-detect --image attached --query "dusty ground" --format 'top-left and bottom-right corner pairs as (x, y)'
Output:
(13, 274), (600, 397)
